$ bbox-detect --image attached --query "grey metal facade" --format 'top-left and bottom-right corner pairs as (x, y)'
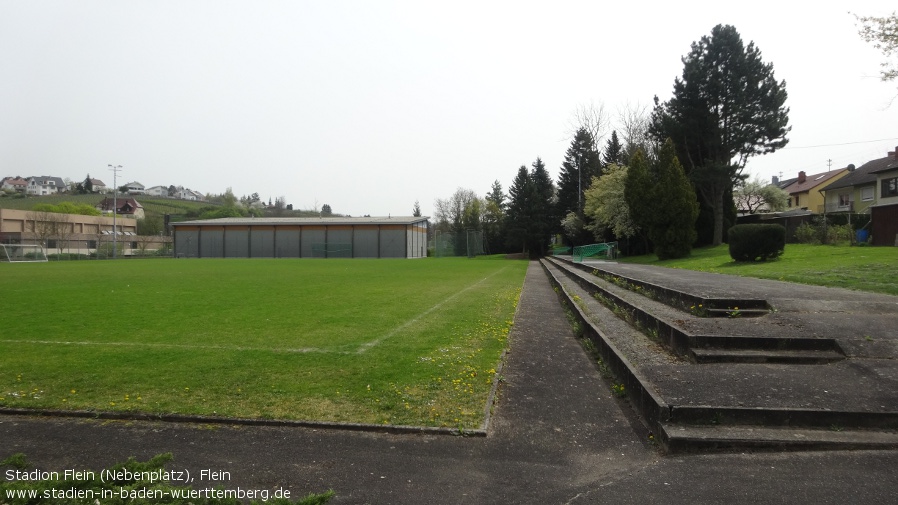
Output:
(173, 216), (429, 259)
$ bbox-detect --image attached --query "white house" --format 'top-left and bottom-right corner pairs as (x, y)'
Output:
(89, 178), (108, 193)
(146, 185), (170, 197)
(124, 181), (145, 195)
(175, 188), (204, 201)
(26, 176), (66, 196)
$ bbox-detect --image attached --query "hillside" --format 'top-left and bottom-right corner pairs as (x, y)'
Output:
(0, 193), (333, 222)
(0, 193), (216, 222)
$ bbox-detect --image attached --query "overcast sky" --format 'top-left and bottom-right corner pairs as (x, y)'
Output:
(2, 1), (897, 217)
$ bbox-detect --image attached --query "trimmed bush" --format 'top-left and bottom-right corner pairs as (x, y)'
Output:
(728, 224), (785, 262)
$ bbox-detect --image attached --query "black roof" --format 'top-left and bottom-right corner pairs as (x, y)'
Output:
(821, 154), (898, 192)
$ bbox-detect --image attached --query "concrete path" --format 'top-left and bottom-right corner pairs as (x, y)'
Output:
(3, 261), (898, 504)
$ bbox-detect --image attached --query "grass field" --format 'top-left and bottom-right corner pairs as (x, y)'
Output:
(619, 244), (898, 296)
(0, 258), (528, 429)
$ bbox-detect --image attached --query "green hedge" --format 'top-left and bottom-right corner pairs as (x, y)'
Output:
(728, 224), (785, 262)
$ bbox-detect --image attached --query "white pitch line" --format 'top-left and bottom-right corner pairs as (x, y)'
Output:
(354, 266), (510, 354)
(0, 339), (344, 354)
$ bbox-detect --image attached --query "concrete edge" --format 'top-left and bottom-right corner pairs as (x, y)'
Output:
(0, 407), (487, 437)
(478, 265), (528, 433)
(539, 260), (670, 439)
(554, 256), (770, 314)
(667, 405), (898, 430)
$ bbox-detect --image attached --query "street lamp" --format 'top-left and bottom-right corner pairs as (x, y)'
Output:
(108, 164), (122, 259)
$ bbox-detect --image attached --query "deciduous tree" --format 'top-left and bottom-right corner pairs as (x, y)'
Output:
(855, 11), (898, 88)
(584, 164), (638, 241)
(735, 176), (789, 214)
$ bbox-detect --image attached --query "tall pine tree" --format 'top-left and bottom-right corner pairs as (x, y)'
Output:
(505, 166), (532, 254)
(505, 158), (556, 258)
(556, 128), (602, 217)
(652, 24), (789, 246)
(483, 180), (506, 254)
(602, 131), (625, 167)
(529, 158), (555, 258)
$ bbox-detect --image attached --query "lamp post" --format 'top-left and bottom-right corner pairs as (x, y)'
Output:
(108, 164), (122, 259)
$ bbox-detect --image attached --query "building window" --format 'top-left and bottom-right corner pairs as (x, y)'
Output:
(838, 194), (851, 207)
(882, 177), (898, 198)
(861, 186), (874, 201)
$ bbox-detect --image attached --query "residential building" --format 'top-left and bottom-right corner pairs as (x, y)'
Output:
(89, 178), (108, 193)
(97, 197), (146, 219)
(26, 176), (67, 196)
(175, 188), (204, 201)
(818, 153), (895, 215)
(146, 185), (170, 197)
(870, 148), (898, 246)
(1, 176), (28, 194)
(782, 169), (850, 213)
(124, 181), (145, 194)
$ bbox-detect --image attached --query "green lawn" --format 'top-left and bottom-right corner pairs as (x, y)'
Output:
(0, 258), (527, 428)
(619, 244), (898, 296)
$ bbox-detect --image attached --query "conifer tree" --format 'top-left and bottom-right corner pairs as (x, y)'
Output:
(625, 140), (699, 259)
(556, 128), (602, 217)
(529, 157), (555, 257)
(652, 24), (789, 246)
(505, 166), (532, 253)
(602, 131), (625, 168)
(504, 158), (556, 257)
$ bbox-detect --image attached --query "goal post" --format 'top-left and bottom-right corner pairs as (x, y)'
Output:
(0, 243), (49, 263)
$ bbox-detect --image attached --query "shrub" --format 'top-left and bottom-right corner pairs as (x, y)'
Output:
(826, 224), (853, 244)
(728, 224), (785, 262)
(794, 222), (820, 244)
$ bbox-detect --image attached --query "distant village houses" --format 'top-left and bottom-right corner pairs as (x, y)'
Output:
(1, 176), (28, 194)
(96, 197), (146, 219)
(2, 174), (204, 203)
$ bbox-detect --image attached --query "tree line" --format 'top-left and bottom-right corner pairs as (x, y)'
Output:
(433, 24), (794, 259)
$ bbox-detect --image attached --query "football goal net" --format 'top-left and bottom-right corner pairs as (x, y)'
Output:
(433, 230), (485, 258)
(0, 243), (49, 263)
(310, 243), (353, 258)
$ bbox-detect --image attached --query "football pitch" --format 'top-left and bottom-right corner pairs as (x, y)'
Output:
(0, 257), (528, 429)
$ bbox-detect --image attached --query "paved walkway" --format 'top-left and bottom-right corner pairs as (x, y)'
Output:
(3, 261), (898, 504)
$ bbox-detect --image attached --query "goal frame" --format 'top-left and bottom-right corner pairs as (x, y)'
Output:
(0, 243), (49, 263)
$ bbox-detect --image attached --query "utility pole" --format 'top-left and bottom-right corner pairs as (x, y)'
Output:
(108, 164), (122, 259)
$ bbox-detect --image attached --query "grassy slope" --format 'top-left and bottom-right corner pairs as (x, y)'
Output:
(0, 193), (214, 221)
(619, 244), (898, 296)
(0, 258), (527, 428)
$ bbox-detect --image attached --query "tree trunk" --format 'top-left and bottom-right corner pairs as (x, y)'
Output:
(712, 187), (724, 246)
